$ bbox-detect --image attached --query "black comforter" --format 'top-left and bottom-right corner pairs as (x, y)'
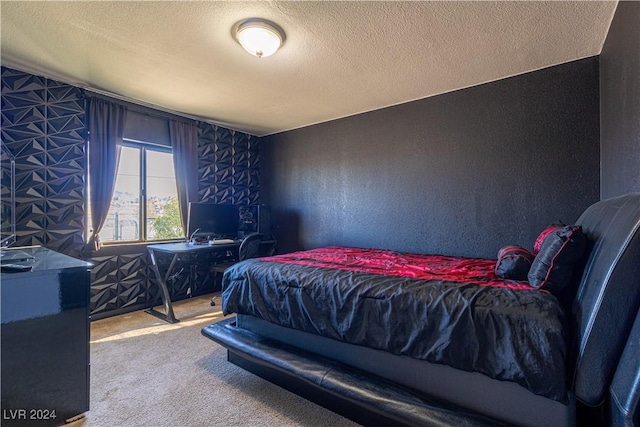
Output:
(222, 247), (568, 402)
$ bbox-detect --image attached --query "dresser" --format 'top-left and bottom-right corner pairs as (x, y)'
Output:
(1, 247), (92, 426)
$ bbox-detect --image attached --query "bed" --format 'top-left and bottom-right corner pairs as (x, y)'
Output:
(202, 193), (640, 427)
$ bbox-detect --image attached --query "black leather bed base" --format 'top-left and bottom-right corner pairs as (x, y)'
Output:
(235, 313), (574, 427)
(202, 316), (573, 426)
(202, 317), (507, 427)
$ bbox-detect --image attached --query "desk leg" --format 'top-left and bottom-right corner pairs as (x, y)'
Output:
(146, 249), (179, 323)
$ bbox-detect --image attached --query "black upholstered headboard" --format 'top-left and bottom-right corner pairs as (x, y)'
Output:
(608, 306), (640, 426)
(572, 193), (640, 406)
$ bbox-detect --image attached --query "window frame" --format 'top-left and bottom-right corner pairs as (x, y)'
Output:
(100, 138), (184, 245)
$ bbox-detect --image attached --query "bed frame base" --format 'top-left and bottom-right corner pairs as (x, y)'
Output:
(202, 318), (505, 427)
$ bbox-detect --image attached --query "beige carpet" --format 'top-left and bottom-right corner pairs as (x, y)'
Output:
(69, 294), (359, 427)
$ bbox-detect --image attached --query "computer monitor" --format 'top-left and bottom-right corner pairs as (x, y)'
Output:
(187, 203), (239, 240)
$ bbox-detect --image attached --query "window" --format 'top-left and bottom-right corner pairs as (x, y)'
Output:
(90, 140), (184, 243)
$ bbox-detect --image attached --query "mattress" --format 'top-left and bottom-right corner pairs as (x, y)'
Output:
(222, 246), (568, 402)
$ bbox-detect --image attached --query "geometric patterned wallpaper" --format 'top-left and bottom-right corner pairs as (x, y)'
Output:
(89, 249), (153, 315)
(1, 66), (261, 319)
(198, 122), (260, 205)
(1, 67), (86, 258)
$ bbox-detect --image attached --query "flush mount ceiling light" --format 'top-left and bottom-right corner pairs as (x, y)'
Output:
(233, 18), (285, 58)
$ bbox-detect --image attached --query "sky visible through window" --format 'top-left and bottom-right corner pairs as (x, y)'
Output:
(115, 148), (177, 200)
(147, 150), (177, 200)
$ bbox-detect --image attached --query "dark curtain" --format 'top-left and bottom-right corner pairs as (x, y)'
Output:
(169, 120), (199, 234)
(87, 98), (127, 250)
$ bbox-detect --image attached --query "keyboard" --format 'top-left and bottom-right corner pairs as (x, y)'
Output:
(210, 239), (236, 245)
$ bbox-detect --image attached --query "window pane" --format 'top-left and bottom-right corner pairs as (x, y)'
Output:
(146, 150), (182, 240)
(101, 146), (140, 242)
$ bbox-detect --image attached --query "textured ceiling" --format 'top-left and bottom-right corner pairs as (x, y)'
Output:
(1, 1), (617, 136)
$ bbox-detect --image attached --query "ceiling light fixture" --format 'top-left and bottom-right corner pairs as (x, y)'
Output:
(233, 18), (285, 58)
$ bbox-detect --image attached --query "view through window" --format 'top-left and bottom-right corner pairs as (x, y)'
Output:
(89, 141), (183, 243)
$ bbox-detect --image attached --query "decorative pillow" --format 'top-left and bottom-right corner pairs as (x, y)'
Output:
(495, 245), (534, 280)
(533, 223), (564, 255)
(528, 225), (586, 292)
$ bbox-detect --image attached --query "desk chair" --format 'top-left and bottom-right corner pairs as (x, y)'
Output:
(261, 237), (277, 257)
(210, 232), (263, 306)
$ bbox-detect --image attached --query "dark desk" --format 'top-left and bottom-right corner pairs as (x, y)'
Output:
(147, 241), (241, 323)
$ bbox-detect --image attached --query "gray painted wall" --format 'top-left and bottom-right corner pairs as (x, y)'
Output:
(262, 58), (600, 259)
(600, 1), (640, 199)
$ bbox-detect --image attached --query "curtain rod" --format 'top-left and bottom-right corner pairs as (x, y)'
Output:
(83, 88), (254, 135)
(84, 89), (201, 126)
